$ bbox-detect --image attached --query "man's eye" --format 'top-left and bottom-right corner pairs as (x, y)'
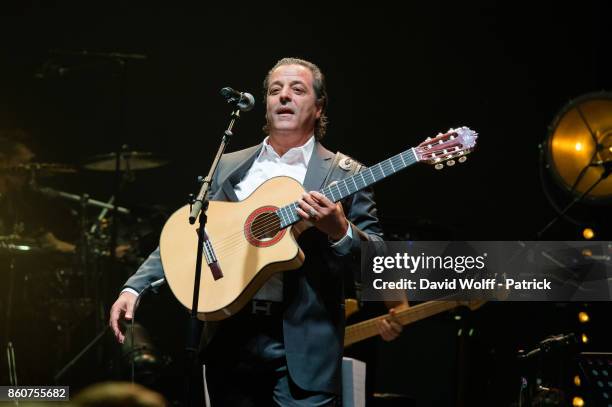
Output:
(293, 87), (305, 94)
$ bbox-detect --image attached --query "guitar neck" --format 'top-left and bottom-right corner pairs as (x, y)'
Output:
(344, 300), (463, 347)
(278, 147), (419, 228)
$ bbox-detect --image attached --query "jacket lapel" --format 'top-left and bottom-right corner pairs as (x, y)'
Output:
(216, 145), (262, 202)
(302, 142), (335, 192)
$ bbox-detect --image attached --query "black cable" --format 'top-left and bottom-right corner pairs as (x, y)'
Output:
(130, 278), (165, 383)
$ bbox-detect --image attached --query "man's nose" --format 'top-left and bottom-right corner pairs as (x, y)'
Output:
(279, 87), (291, 102)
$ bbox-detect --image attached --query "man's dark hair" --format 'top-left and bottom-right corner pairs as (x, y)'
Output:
(262, 57), (329, 140)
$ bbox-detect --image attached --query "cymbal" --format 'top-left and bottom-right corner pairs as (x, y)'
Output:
(0, 235), (45, 257)
(82, 151), (169, 172)
(0, 234), (74, 258)
(0, 163), (77, 176)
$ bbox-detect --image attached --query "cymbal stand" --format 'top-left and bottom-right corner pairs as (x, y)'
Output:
(5, 258), (19, 392)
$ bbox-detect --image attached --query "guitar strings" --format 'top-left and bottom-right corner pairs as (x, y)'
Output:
(207, 144), (455, 250)
(199, 145), (458, 252)
(205, 157), (409, 253)
(240, 151), (418, 241)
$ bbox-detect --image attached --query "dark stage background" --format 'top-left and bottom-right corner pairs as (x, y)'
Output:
(0, 1), (610, 406)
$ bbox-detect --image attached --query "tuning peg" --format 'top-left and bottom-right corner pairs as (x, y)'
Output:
(446, 160), (456, 166)
(458, 156), (467, 163)
(435, 163), (444, 170)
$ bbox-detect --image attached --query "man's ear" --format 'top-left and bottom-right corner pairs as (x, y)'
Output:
(315, 98), (324, 119)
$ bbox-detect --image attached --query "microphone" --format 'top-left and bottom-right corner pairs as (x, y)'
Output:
(220, 87), (255, 112)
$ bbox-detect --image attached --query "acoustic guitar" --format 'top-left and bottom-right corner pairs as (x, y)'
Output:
(160, 127), (478, 321)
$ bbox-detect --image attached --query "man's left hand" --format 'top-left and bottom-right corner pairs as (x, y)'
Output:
(297, 191), (349, 241)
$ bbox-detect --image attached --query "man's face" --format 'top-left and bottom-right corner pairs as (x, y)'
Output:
(265, 64), (322, 137)
(1, 144), (34, 190)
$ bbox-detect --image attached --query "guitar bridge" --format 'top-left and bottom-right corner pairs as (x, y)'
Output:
(203, 230), (223, 280)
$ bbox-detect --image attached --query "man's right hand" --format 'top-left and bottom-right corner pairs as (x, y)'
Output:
(109, 291), (138, 344)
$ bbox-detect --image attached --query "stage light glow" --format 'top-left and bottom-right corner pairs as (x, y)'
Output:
(545, 93), (612, 200)
(578, 312), (590, 323)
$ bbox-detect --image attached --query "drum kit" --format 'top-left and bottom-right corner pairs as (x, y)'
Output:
(1, 149), (169, 385)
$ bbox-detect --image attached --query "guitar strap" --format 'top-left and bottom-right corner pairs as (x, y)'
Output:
(323, 151), (363, 190)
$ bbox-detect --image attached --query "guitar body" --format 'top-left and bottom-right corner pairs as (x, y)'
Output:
(160, 176), (308, 321)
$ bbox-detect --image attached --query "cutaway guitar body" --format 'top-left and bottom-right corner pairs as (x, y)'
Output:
(160, 176), (307, 321)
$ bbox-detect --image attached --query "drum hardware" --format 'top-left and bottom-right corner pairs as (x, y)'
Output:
(32, 48), (150, 383)
(120, 322), (170, 385)
(48, 298), (95, 328)
(7, 342), (18, 386)
(81, 151), (168, 172)
(0, 235), (47, 257)
(0, 162), (77, 176)
(1, 171), (161, 384)
(35, 186), (130, 215)
(41, 172), (166, 383)
(4, 256), (19, 386)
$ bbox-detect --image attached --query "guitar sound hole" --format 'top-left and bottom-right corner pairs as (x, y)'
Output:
(244, 206), (287, 248)
(251, 212), (281, 241)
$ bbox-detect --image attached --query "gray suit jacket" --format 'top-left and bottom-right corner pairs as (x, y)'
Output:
(124, 141), (383, 394)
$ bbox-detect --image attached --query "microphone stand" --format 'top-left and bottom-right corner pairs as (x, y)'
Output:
(516, 333), (577, 407)
(183, 107), (242, 407)
(130, 278), (166, 383)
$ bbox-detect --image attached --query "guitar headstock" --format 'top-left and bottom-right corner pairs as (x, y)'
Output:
(415, 127), (478, 170)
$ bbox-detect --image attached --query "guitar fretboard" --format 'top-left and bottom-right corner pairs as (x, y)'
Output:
(344, 301), (459, 347)
(276, 148), (418, 228)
